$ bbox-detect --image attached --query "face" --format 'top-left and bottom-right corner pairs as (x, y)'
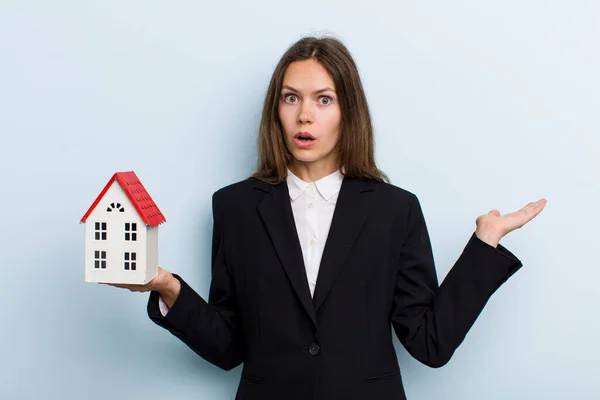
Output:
(278, 59), (342, 173)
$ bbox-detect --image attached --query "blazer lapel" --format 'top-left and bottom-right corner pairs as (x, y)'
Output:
(313, 177), (376, 312)
(255, 180), (317, 328)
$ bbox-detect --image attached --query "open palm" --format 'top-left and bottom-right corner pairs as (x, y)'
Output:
(476, 198), (547, 245)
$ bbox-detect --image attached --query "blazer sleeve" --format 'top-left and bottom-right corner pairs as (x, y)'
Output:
(391, 193), (523, 368)
(147, 191), (244, 371)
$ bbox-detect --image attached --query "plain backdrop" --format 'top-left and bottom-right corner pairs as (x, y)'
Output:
(1, 1), (598, 399)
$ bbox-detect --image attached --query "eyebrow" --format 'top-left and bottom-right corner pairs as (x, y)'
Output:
(282, 85), (336, 95)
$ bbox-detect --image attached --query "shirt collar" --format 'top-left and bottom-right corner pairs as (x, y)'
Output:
(287, 168), (344, 202)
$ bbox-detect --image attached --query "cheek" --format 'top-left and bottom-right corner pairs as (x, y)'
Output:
(322, 109), (341, 139)
(278, 106), (296, 134)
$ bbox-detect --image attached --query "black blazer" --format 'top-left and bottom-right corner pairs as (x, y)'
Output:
(148, 176), (522, 400)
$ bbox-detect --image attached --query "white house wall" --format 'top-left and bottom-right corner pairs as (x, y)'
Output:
(84, 181), (148, 284)
(145, 226), (159, 284)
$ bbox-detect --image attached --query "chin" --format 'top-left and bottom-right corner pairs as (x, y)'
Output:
(290, 150), (321, 163)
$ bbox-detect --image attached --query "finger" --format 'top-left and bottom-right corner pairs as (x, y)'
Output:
(530, 198), (547, 217)
(127, 285), (150, 292)
(102, 283), (147, 291)
(514, 199), (547, 226)
(521, 199), (546, 216)
(516, 202), (535, 214)
(106, 283), (128, 289)
(512, 202), (538, 221)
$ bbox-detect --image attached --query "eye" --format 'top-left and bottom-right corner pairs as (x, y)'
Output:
(318, 96), (332, 105)
(283, 94), (299, 103)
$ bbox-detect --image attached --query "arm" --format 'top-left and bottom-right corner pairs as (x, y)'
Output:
(147, 192), (244, 371)
(391, 193), (524, 368)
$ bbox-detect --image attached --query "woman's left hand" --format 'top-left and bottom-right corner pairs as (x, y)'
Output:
(475, 198), (547, 248)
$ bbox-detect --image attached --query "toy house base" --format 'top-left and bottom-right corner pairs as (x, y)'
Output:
(85, 266), (158, 285)
(81, 171), (166, 285)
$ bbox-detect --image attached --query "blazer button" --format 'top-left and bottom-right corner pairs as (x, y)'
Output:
(308, 343), (320, 356)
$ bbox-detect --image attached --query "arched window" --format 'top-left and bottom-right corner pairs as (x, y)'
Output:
(106, 202), (125, 213)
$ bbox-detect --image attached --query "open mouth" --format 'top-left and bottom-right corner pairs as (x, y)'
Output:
(295, 132), (315, 141)
(294, 132), (316, 148)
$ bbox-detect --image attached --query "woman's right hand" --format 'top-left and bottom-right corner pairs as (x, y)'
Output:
(103, 266), (182, 308)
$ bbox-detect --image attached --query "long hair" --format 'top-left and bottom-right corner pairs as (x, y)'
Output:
(250, 36), (389, 185)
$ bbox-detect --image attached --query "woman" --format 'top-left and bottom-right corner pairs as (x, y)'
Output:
(111, 36), (546, 399)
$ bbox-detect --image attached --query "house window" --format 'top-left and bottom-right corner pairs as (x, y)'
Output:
(94, 222), (107, 240)
(94, 250), (106, 269)
(125, 223), (137, 241)
(106, 202), (125, 213)
(124, 252), (136, 270)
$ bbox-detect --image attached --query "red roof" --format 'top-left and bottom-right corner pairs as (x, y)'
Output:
(81, 171), (166, 227)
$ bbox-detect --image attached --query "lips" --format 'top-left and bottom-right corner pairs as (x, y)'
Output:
(294, 132), (315, 141)
(293, 132), (316, 148)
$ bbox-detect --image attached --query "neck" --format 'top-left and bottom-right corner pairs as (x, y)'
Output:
(289, 159), (339, 182)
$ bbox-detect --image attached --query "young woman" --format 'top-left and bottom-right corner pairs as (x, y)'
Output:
(111, 36), (546, 399)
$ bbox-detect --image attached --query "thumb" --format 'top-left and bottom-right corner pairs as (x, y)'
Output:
(489, 210), (501, 217)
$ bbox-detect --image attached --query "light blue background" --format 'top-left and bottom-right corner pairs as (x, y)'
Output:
(1, 1), (597, 399)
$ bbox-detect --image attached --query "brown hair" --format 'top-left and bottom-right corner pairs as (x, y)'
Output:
(250, 36), (389, 185)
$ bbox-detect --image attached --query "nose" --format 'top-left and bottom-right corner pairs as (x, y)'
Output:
(297, 101), (314, 124)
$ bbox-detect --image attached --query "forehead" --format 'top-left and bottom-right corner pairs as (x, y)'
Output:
(282, 59), (336, 91)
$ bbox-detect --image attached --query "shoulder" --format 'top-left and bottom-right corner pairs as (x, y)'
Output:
(372, 179), (419, 207)
(212, 177), (272, 210)
(370, 180), (426, 228)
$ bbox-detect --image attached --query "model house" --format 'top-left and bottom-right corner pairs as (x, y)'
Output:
(81, 171), (165, 284)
